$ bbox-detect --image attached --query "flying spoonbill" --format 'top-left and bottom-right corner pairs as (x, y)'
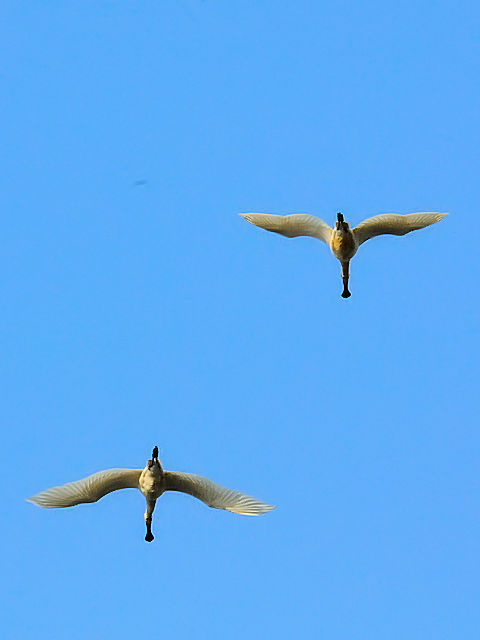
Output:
(241, 211), (448, 298)
(28, 447), (275, 542)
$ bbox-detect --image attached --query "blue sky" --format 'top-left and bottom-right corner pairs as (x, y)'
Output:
(2, 1), (479, 638)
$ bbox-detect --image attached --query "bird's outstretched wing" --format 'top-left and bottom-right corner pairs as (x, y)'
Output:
(240, 213), (332, 245)
(27, 469), (142, 508)
(164, 471), (276, 515)
(353, 212), (448, 246)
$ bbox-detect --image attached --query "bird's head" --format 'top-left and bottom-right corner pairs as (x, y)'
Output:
(335, 212), (350, 232)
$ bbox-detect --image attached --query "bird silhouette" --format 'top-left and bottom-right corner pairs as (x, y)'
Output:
(241, 211), (448, 298)
(28, 447), (275, 542)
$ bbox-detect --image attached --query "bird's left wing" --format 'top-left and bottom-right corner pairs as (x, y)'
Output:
(353, 212), (448, 246)
(164, 471), (276, 515)
(27, 468), (142, 508)
(240, 213), (332, 245)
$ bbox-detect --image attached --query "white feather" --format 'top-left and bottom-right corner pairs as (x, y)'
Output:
(164, 471), (276, 515)
(27, 468), (142, 508)
(240, 213), (332, 245)
(353, 212), (448, 246)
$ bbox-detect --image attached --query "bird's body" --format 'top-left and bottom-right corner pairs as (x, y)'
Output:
(241, 211), (448, 298)
(330, 226), (358, 261)
(139, 464), (163, 498)
(28, 447), (275, 542)
(140, 457), (165, 541)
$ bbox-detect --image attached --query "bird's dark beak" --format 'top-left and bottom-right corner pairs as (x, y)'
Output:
(152, 446), (159, 461)
(337, 212), (344, 223)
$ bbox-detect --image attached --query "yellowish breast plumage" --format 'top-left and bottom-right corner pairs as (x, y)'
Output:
(330, 232), (357, 261)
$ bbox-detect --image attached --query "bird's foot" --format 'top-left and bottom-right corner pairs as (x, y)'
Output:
(341, 290), (351, 299)
(145, 531), (154, 542)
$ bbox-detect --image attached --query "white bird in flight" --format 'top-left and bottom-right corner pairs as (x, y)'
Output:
(241, 211), (448, 298)
(28, 447), (275, 542)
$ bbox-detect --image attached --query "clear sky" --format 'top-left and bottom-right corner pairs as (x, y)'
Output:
(2, 1), (479, 638)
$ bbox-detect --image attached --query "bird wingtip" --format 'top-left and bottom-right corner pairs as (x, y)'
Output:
(430, 212), (449, 219)
(240, 213), (257, 225)
(233, 502), (277, 516)
(255, 503), (277, 515)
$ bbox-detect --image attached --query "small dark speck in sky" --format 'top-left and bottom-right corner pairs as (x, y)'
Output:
(133, 179), (147, 186)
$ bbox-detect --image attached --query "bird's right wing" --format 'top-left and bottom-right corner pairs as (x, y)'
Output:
(240, 213), (332, 245)
(164, 471), (276, 515)
(27, 468), (142, 508)
(353, 212), (448, 246)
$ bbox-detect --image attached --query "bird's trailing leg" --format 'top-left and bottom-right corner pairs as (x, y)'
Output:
(341, 261), (351, 298)
(337, 212), (349, 232)
(148, 446), (159, 470)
